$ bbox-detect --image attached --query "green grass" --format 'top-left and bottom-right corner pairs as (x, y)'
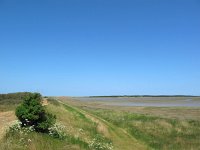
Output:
(47, 99), (113, 149)
(83, 108), (200, 150)
(59, 100), (148, 150)
(0, 98), (113, 150)
(1, 96), (200, 150)
(1, 130), (86, 150)
(46, 100), (99, 138)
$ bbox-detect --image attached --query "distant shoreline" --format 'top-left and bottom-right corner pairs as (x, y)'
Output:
(88, 95), (199, 98)
(0, 92), (199, 98)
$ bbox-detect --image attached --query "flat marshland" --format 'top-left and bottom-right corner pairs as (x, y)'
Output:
(60, 96), (200, 149)
(0, 94), (200, 150)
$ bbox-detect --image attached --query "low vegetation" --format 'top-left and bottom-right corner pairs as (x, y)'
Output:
(0, 94), (114, 150)
(0, 93), (200, 150)
(0, 92), (30, 111)
(83, 108), (200, 150)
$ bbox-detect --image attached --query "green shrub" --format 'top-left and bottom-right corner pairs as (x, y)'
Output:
(15, 93), (56, 132)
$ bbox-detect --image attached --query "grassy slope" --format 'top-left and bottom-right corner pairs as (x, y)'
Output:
(83, 108), (200, 150)
(58, 97), (200, 150)
(58, 100), (147, 150)
(1, 96), (200, 150)
(0, 92), (30, 111)
(0, 103), (86, 150)
(0, 99), (113, 150)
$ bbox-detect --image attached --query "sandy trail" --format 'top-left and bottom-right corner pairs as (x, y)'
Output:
(79, 109), (147, 150)
(42, 98), (48, 106)
(0, 111), (16, 139)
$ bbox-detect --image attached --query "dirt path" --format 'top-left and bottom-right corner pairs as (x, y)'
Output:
(0, 111), (16, 140)
(42, 98), (48, 106)
(58, 101), (148, 150)
(79, 108), (147, 150)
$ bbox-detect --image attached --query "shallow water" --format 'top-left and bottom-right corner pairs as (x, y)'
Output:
(75, 97), (200, 107)
(106, 101), (200, 107)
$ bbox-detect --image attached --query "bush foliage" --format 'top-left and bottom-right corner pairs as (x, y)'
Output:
(15, 93), (56, 132)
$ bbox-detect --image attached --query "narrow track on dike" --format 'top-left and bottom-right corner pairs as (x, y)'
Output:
(58, 100), (148, 150)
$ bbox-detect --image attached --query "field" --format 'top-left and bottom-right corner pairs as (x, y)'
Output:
(0, 94), (200, 150)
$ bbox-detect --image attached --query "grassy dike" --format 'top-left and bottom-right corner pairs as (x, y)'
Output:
(0, 98), (114, 150)
(58, 100), (147, 150)
(1, 96), (200, 150)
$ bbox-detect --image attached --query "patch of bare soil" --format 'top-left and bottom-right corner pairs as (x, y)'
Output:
(42, 98), (48, 106)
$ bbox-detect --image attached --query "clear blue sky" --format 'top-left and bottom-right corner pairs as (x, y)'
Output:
(0, 0), (200, 96)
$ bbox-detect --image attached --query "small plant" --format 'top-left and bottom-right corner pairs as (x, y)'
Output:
(48, 122), (67, 140)
(7, 120), (35, 147)
(15, 93), (56, 132)
(9, 120), (35, 133)
(8, 120), (22, 133)
(89, 134), (113, 150)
